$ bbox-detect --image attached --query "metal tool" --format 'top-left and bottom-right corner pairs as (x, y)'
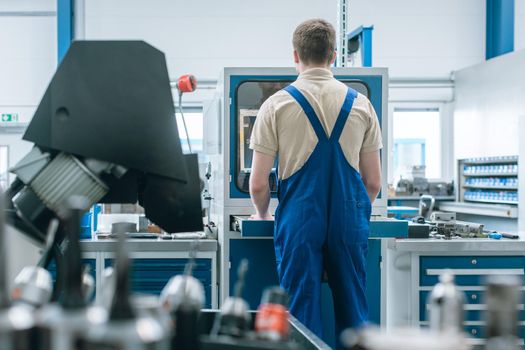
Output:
(11, 218), (57, 307)
(0, 190), (37, 349)
(212, 259), (251, 338)
(97, 267), (115, 311)
(485, 275), (521, 350)
(81, 265), (95, 304)
(418, 195), (435, 220)
(427, 270), (464, 333)
(160, 244), (205, 350)
(77, 233), (170, 349)
(36, 196), (107, 350)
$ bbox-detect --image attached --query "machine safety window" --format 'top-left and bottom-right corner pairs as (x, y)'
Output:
(234, 80), (369, 194)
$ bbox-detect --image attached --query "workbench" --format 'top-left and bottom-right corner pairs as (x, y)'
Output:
(75, 238), (219, 308)
(384, 237), (525, 349)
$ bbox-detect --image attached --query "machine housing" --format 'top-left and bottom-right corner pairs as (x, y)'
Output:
(204, 67), (389, 310)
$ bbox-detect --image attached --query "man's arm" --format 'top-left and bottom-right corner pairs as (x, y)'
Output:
(249, 151), (275, 220)
(359, 150), (381, 203)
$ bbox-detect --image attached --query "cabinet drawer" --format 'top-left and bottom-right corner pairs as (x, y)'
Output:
(420, 303), (525, 323)
(104, 258), (212, 308)
(420, 256), (525, 286)
(420, 290), (485, 308)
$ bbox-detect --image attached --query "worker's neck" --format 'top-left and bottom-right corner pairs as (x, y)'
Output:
(296, 62), (331, 74)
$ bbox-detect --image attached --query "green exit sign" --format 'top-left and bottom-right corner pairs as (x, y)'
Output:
(1, 113), (19, 122)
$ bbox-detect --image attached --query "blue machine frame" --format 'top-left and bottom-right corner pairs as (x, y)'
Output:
(228, 73), (384, 200)
(57, 0), (74, 63)
(486, 0), (515, 60)
(347, 26), (374, 67)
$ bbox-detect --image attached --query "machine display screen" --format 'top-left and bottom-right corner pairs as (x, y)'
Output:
(235, 80), (369, 194)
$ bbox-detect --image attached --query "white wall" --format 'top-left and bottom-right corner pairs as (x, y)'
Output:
(83, 0), (337, 81)
(347, 0), (486, 78)
(454, 49), (525, 160)
(0, 0), (56, 173)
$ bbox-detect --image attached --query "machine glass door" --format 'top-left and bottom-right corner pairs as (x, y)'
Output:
(233, 78), (370, 196)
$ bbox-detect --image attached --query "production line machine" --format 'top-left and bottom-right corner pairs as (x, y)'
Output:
(203, 67), (408, 347)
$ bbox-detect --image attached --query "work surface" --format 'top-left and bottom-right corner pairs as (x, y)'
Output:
(390, 237), (525, 252)
(80, 238), (218, 252)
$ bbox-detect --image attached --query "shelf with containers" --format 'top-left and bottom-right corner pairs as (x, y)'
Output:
(458, 156), (518, 206)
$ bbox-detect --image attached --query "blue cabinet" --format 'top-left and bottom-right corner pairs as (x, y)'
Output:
(229, 239), (279, 309)
(104, 258), (213, 308)
(229, 237), (384, 349)
(418, 255), (525, 348)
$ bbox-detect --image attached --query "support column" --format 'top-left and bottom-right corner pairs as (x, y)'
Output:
(486, 0), (515, 59)
(57, 0), (74, 63)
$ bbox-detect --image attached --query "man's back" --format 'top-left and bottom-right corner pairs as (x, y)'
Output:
(247, 19), (383, 345)
(250, 67), (382, 180)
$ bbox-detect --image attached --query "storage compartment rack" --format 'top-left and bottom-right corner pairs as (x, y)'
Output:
(458, 156), (518, 205)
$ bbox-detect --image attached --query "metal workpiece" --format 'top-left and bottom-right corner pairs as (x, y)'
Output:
(12, 266), (53, 307)
(485, 275), (521, 349)
(427, 271), (464, 333)
(161, 275), (205, 312)
(36, 305), (108, 350)
(79, 235), (171, 349)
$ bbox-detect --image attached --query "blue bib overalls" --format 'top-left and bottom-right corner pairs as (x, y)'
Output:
(274, 85), (371, 343)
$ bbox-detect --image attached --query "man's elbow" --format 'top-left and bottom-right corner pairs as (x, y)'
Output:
(250, 179), (269, 195)
(364, 178), (381, 194)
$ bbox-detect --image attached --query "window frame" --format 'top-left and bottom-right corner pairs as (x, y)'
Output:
(0, 145), (9, 189)
(174, 105), (204, 154)
(388, 102), (453, 183)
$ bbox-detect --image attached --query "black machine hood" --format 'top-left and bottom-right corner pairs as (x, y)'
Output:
(24, 40), (188, 183)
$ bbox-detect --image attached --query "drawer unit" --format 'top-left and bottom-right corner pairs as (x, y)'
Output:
(104, 258), (213, 308)
(419, 290), (525, 322)
(420, 256), (525, 286)
(418, 255), (525, 347)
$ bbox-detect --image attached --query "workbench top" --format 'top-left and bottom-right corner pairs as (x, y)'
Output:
(80, 238), (218, 252)
(389, 237), (525, 252)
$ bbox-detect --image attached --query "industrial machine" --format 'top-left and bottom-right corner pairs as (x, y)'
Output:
(204, 67), (405, 348)
(3, 41), (204, 285)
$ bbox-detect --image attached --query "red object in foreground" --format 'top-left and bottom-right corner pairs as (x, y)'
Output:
(255, 303), (289, 340)
(177, 74), (197, 93)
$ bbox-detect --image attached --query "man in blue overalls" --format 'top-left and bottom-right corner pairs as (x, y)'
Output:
(249, 19), (382, 345)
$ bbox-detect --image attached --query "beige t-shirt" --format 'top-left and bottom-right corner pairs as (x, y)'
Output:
(249, 68), (383, 180)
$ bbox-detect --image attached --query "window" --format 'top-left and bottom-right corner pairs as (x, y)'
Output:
(0, 146), (8, 190)
(175, 111), (203, 154)
(393, 108), (441, 180)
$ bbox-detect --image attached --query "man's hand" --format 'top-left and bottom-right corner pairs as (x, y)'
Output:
(249, 151), (275, 218)
(249, 212), (274, 221)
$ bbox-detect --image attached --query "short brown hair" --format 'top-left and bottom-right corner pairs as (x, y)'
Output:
(293, 19), (336, 65)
